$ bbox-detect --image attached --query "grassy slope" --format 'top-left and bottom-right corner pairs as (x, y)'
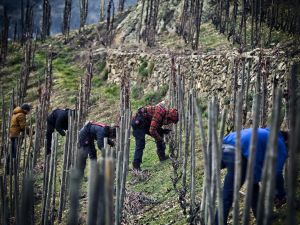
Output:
(1, 18), (300, 225)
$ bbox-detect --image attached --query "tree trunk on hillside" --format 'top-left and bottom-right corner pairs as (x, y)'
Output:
(118, 0), (125, 12)
(80, 0), (89, 31)
(219, 0), (224, 33)
(239, 0), (247, 46)
(180, 0), (189, 39)
(224, 0), (230, 33)
(138, 0), (146, 42)
(13, 22), (18, 42)
(62, 0), (72, 38)
(42, 0), (51, 40)
(251, 0), (255, 48)
(100, 0), (105, 22)
(267, 0), (274, 46)
(254, 0), (260, 47)
(21, 0), (25, 43)
(192, 0), (204, 50)
(19, 39), (33, 104)
(230, 0), (238, 43)
(179, 0), (203, 49)
(25, 2), (34, 40)
(106, 0), (115, 46)
(0, 7), (9, 65)
(295, 1), (300, 34)
(142, 0), (159, 47)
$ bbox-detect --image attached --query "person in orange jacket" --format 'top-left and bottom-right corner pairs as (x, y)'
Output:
(9, 103), (32, 159)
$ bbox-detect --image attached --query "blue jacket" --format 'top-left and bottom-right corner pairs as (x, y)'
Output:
(79, 123), (110, 150)
(223, 128), (287, 183)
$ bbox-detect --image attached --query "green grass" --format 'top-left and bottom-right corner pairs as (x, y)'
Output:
(126, 132), (206, 224)
(199, 22), (230, 50)
(143, 85), (169, 105)
(131, 85), (144, 100)
(103, 84), (120, 99)
(130, 84), (169, 112)
(98, 61), (106, 73)
(138, 60), (149, 77)
(52, 52), (83, 103)
(138, 59), (155, 77)
(92, 76), (104, 88)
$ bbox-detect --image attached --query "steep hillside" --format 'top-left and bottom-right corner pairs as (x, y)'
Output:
(0, 1), (300, 225)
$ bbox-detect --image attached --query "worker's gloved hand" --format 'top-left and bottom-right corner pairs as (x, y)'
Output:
(108, 139), (115, 147)
(274, 196), (286, 209)
(162, 129), (172, 134)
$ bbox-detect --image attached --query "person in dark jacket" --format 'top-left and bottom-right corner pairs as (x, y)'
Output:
(218, 128), (288, 225)
(77, 121), (116, 175)
(46, 108), (71, 154)
(131, 104), (178, 170)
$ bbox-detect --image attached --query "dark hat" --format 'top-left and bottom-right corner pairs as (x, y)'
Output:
(21, 103), (32, 112)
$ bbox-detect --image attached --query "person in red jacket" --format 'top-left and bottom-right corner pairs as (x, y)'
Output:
(131, 104), (178, 170)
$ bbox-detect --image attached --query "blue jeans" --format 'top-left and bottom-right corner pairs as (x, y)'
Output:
(46, 120), (55, 154)
(133, 128), (146, 164)
(11, 137), (18, 158)
(220, 146), (259, 225)
(78, 126), (97, 176)
(6, 137), (18, 172)
(132, 127), (165, 165)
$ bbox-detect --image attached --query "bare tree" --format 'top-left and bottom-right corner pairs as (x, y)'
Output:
(21, 0), (25, 43)
(0, 7), (9, 65)
(78, 50), (93, 127)
(100, 0), (105, 22)
(179, 0), (204, 50)
(42, 0), (51, 40)
(79, 0), (89, 30)
(24, 0), (34, 41)
(106, 0), (115, 46)
(62, 0), (72, 38)
(118, 0), (125, 12)
(142, 0), (160, 47)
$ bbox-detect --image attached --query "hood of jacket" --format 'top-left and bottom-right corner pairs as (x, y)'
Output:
(13, 107), (25, 115)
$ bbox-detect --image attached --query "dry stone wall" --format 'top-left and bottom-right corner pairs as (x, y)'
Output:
(93, 47), (299, 127)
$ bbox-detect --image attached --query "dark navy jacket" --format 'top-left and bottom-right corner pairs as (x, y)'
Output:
(46, 109), (70, 153)
(79, 123), (110, 150)
(223, 128), (287, 183)
(47, 109), (69, 136)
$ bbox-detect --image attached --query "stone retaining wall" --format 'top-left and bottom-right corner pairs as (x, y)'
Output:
(93, 47), (299, 127)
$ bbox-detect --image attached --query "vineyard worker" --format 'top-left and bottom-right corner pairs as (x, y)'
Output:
(77, 121), (116, 175)
(219, 128), (288, 225)
(9, 103), (32, 159)
(46, 108), (71, 155)
(131, 104), (178, 170)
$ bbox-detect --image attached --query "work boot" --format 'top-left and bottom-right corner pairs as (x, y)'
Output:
(132, 161), (141, 171)
(156, 141), (168, 162)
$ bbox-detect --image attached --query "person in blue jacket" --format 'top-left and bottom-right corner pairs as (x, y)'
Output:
(220, 128), (288, 225)
(46, 108), (71, 155)
(77, 121), (116, 175)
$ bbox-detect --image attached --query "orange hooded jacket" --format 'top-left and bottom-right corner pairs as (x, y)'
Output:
(9, 107), (28, 138)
